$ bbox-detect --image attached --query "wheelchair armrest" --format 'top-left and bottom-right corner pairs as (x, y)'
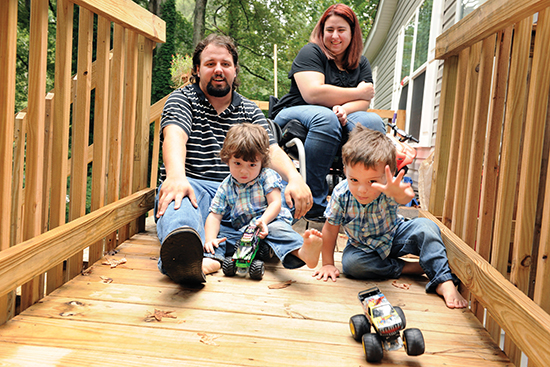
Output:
(284, 137), (307, 184)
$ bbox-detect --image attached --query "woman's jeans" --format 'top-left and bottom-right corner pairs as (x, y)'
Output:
(155, 177), (305, 272)
(341, 218), (459, 292)
(274, 105), (385, 211)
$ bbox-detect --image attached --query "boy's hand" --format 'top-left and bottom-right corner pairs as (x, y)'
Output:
(204, 237), (226, 255)
(313, 264), (340, 282)
(255, 219), (269, 239)
(371, 166), (415, 205)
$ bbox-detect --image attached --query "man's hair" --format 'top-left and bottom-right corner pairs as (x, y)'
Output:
(309, 3), (363, 71)
(342, 125), (396, 174)
(220, 123), (271, 168)
(190, 34), (241, 90)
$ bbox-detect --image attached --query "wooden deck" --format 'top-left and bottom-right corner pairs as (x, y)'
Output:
(0, 219), (512, 366)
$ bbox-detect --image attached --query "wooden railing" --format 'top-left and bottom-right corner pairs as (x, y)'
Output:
(427, 0), (550, 365)
(0, 0), (164, 324)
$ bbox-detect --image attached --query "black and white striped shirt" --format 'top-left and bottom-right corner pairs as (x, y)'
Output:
(158, 83), (275, 185)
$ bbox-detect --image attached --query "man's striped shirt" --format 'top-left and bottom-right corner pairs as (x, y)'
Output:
(158, 83), (275, 185)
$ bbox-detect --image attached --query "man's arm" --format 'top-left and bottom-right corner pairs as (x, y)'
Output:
(156, 125), (197, 218)
(269, 144), (312, 219)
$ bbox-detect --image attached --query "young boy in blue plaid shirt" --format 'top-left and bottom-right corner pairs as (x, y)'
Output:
(202, 123), (323, 275)
(313, 125), (467, 309)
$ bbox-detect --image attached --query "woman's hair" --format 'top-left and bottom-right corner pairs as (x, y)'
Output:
(342, 125), (396, 174)
(309, 3), (363, 71)
(190, 33), (241, 90)
(220, 123), (271, 168)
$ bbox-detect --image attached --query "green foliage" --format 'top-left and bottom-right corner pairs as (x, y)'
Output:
(152, 0), (177, 103)
(202, 0), (380, 101)
(170, 53), (193, 88)
(151, 0), (194, 103)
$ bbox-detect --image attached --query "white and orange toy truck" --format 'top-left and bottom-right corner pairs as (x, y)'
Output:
(349, 287), (425, 362)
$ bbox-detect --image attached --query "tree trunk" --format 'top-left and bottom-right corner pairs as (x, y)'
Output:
(193, 0), (207, 48)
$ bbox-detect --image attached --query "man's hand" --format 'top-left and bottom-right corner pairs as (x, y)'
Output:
(156, 175), (197, 218)
(204, 237), (226, 255)
(313, 264), (340, 282)
(284, 174), (313, 219)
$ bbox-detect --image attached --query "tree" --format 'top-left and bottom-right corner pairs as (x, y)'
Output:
(192, 0), (207, 48)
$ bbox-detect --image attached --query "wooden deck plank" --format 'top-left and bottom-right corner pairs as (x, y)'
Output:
(0, 222), (512, 366)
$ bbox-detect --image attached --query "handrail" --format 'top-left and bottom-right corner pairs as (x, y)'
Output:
(73, 0), (165, 43)
(0, 188), (155, 300)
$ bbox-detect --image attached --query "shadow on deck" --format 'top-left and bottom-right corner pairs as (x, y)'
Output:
(0, 218), (511, 366)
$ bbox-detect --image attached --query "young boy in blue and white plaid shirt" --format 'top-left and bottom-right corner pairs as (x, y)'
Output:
(202, 123), (322, 275)
(313, 125), (467, 309)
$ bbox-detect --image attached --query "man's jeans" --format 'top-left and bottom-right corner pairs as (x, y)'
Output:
(274, 105), (385, 210)
(341, 218), (459, 292)
(155, 177), (305, 272)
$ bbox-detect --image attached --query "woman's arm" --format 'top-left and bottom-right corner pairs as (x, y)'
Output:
(294, 71), (374, 107)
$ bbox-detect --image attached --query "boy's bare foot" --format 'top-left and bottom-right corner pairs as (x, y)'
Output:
(436, 280), (468, 309)
(202, 257), (221, 275)
(296, 229), (323, 268)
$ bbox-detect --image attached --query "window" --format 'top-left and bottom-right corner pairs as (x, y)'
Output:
(458, 0), (487, 20)
(394, 0), (432, 141)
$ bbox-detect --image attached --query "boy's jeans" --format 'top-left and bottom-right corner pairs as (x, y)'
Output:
(155, 177), (304, 273)
(274, 105), (385, 210)
(341, 218), (458, 292)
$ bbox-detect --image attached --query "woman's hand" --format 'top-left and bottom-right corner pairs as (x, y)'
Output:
(333, 105), (348, 126)
(357, 81), (375, 101)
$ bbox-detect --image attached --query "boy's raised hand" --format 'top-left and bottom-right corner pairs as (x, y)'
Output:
(313, 264), (340, 282)
(371, 165), (415, 205)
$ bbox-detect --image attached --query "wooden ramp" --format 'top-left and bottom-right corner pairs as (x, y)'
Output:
(0, 220), (512, 366)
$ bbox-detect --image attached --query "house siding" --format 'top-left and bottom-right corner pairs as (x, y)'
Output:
(369, 0), (424, 110)
(367, 0), (460, 204)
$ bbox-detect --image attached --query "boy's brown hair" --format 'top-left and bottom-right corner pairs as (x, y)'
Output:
(342, 125), (396, 173)
(220, 123), (271, 167)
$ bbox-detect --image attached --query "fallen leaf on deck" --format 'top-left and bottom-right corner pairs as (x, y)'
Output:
(198, 332), (221, 346)
(99, 276), (113, 284)
(102, 257), (127, 268)
(392, 280), (411, 290)
(144, 309), (177, 322)
(268, 280), (296, 289)
(81, 267), (93, 276)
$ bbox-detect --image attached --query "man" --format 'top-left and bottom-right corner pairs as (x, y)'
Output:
(155, 34), (312, 285)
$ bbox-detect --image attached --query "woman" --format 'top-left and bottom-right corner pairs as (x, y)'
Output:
(272, 3), (385, 221)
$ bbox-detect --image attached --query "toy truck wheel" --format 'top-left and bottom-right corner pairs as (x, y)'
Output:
(403, 328), (425, 356)
(393, 306), (407, 328)
(249, 259), (265, 280)
(222, 257), (237, 277)
(349, 314), (370, 341)
(257, 242), (275, 261)
(362, 333), (384, 362)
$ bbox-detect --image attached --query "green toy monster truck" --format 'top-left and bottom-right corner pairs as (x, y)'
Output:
(222, 223), (265, 280)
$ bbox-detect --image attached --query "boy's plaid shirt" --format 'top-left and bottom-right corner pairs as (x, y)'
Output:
(210, 168), (293, 230)
(325, 180), (403, 259)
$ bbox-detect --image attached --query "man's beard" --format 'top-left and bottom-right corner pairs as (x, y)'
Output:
(206, 80), (231, 97)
